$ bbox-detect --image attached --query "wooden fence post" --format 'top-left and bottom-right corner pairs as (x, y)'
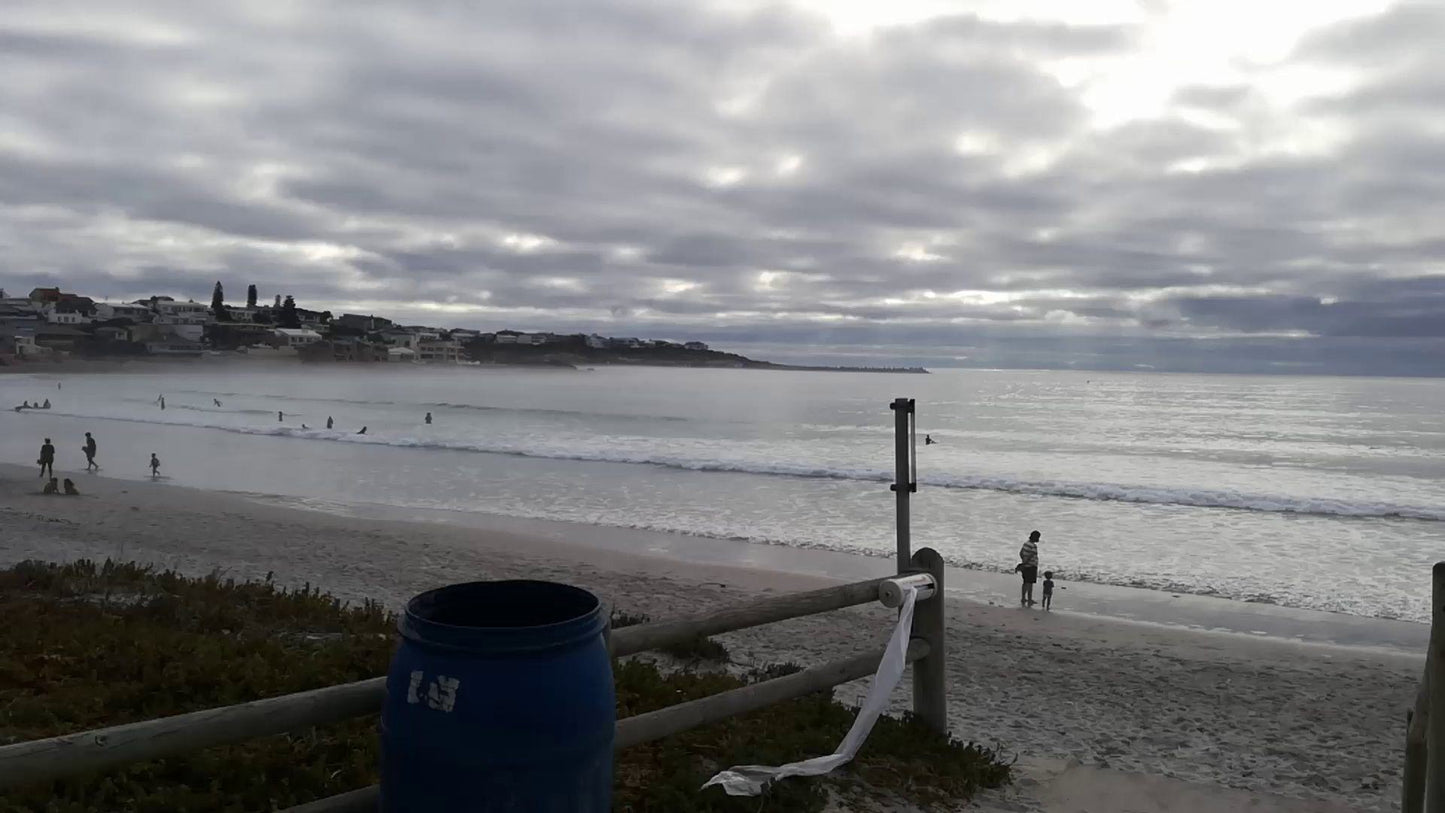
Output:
(1407, 699), (1427, 813)
(1428, 563), (1445, 812)
(910, 547), (946, 735)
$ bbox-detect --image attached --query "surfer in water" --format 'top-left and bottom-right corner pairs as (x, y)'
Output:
(924, 434), (936, 445)
(357, 426), (367, 435)
(214, 398), (222, 407)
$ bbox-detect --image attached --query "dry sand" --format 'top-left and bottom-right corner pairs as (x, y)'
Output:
(0, 464), (1418, 812)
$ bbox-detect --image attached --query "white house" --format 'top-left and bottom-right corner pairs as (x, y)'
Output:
(273, 328), (323, 348)
(44, 308), (89, 326)
(154, 300), (212, 324)
(417, 337), (461, 363)
(94, 303), (153, 322)
(387, 346), (417, 362)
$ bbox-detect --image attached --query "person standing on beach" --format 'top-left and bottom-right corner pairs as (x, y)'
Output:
(326, 416), (334, 429)
(149, 453), (161, 478)
(83, 432), (98, 471)
(1018, 530), (1041, 607)
(38, 438), (55, 479)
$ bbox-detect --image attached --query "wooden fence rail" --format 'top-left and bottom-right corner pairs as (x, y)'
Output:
(0, 555), (945, 798)
(1403, 562), (1445, 813)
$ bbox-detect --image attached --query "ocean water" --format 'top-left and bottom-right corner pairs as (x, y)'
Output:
(2, 365), (1442, 622)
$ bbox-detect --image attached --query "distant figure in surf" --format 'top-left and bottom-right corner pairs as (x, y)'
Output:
(326, 416), (334, 429)
(425, 412), (432, 425)
(357, 426), (367, 435)
(1017, 530), (1041, 608)
(63, 478), (79, 496)
(278, 410), (284, 422)
(214, 398), (222, 407)
(160, 396), (166, 410)
(149, 453), (161, 478)
(42, 477), (59, 495)
(924, 434), (935, 445)
(38, 438), (55, 479)
(83, 432), (98, 471)
(301, 424), (309, 429)
(41, 399), (50, 409)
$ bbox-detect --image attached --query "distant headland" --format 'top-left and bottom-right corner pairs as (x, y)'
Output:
(0, 284), (927, 374)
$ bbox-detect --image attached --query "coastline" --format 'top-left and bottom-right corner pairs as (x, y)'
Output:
(0, 463), (1417, 811)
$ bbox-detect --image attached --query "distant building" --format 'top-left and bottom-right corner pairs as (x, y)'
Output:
(94, 303), (153, 323)
(417, 337), (462, 363)
(585, 334), (607, 349)
(336, 314), (393, 332)
(387, 346), (417, 362)
(153, 300), (212, 325)
(45, 309), (89, 326)
(684, 341), (709, 351)
(273, 328), (323, 348)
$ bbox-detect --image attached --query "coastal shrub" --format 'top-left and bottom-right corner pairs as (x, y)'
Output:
(0, 561), (1009, 812)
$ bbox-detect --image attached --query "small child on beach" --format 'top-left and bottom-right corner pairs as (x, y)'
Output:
(1042, 571), (1055, 611)
(149, 453), (161, 478)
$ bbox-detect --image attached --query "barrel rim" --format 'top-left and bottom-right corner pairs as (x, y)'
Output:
(399, 579), (605, 654)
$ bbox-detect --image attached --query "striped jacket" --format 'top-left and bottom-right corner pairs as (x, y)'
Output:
(1019, 539), (1038, 568)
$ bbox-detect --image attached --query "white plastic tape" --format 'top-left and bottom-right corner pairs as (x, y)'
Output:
(701, 585), (921, 797)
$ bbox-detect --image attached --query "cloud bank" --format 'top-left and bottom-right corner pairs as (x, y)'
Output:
(1, 0), (1442, 374)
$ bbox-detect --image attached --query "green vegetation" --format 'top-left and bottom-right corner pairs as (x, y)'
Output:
(1, 560), (1009, 812)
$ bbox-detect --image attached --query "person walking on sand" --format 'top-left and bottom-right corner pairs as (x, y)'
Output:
(149, 453), (161, 478)
(1018, 530), (1041, 607)
(83, 432), (98, 471)
(1041, 571), (1056, 611)
(38, 438), (55, 479)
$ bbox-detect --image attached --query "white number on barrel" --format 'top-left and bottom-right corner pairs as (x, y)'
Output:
(407, 670), (461, 713)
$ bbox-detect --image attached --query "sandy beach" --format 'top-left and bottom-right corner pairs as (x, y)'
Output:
(0, 463), (1419, 812)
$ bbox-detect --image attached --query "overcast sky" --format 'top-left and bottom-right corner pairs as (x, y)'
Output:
(1, 0), (1443, 374)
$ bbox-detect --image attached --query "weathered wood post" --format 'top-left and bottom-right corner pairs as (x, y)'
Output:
(910, 547), (947, 735)
(890, 398), (915, 574)
(1428, 562), (1445, 811)
(1406, 686), (1427, 813)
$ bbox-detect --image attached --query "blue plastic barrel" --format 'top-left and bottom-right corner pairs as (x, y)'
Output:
(380, 580), (615, 812)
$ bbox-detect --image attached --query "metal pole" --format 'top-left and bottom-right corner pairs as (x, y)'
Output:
(891, 397), (913, 574)
(1428, 562), (1445, 812)
(910, 547), (947, 735)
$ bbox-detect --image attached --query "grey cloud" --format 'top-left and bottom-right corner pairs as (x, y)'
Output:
(0, 0), (1443, 374)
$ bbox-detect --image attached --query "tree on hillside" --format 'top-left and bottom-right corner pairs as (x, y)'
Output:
(211, 281), (229, 321)
(279, 295), (301, 329)
(274, 294), (282, 308)
(246, 284), (258, 308)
